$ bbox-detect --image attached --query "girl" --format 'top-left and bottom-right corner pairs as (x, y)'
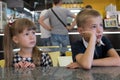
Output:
(3, 18), (52, 68)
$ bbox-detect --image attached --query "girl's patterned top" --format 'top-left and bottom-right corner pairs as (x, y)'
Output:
(13, 52), (52, 67)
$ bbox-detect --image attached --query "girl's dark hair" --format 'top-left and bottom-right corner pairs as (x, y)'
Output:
(3, 18), (41, 67)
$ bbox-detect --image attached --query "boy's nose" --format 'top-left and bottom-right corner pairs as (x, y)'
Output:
(96, 27), (103, 33)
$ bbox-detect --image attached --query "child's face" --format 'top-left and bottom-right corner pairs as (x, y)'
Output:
(79, 16), (103, 43)
(13, 28), (36, 48)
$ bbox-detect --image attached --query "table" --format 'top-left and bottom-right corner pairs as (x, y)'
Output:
(13, 46), (71, 53)
(38, 46), (71, 52)
(0, 67), (120, 80)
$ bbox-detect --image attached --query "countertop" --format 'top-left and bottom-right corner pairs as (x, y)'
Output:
(0, 66), (120, 80)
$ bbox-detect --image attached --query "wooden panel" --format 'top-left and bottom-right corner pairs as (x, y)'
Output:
(83, 0), (116, 17)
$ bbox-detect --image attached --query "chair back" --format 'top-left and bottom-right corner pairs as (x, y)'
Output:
(0, 60), (5, 68)
(65, 51), (72, 56)
(48, 51), (60, 67)
(58, 56), (73, 67)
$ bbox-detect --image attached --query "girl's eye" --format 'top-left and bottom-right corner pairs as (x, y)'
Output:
(25, 33), (29, 35)
(92, 26), (96, 28)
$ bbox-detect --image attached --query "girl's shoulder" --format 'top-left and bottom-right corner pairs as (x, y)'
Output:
(40, 52), (53, 67)
(13, 52), (20, 57)
(41, 52), (49, 57)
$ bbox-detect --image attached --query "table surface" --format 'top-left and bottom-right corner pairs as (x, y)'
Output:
(0, 66), (120, 80)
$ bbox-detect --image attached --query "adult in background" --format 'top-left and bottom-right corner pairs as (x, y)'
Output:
(38, 3), (52, 46)
(39, 0), (76, 56)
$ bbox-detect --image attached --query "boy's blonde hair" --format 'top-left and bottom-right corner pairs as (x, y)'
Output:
(3, 18), (41, 67)
(76, 9), (101, 28)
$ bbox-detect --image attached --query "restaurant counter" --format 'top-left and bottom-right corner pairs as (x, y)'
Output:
(0, 66), (120, 80)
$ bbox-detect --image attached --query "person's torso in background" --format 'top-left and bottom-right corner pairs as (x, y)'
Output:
(44, 6), (74, 35)
(40, 9), (51, 38)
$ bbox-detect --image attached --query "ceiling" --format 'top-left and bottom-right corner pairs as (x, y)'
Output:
(3, 0), (48, 11)
(23, 0), (52, 11)
(3, 0), (83, 11)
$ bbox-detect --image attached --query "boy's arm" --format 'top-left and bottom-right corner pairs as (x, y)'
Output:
(76, 31), (96, 69)
(66, 62), (81, 69)
(92, 48), (120, 66)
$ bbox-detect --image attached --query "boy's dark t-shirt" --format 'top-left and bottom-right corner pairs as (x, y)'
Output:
(71, 36), (113, 62)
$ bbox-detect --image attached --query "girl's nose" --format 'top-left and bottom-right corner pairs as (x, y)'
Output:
(30, 34), (35, 39)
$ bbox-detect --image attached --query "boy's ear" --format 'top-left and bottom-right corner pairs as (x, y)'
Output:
(12, 36), (19, 44)
(77, 27), (83, 33)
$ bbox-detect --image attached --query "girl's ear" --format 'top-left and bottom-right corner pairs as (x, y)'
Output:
(12, 36), (19, 44)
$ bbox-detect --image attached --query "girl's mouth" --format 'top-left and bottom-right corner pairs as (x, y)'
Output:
(30, 41), (36, 44)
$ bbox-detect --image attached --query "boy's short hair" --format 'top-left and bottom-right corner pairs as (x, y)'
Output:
(53, 0), (62, 5)
(85, 5), (92, 9)
(76, 9), (101, 28)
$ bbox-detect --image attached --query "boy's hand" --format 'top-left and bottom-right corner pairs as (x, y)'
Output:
(81, 31), (96, 42)
(66, 62), (80, 69)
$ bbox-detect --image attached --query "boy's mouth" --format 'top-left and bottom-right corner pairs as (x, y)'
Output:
(97, 35), (102, 39)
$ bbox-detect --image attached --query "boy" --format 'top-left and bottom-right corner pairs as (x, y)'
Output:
(67, 9), (120, 69)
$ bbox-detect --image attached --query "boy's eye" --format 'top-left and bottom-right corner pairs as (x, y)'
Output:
(91, 25), (96, 29)
(100, 24), (103, 27)
(32, 31), (36, 35)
